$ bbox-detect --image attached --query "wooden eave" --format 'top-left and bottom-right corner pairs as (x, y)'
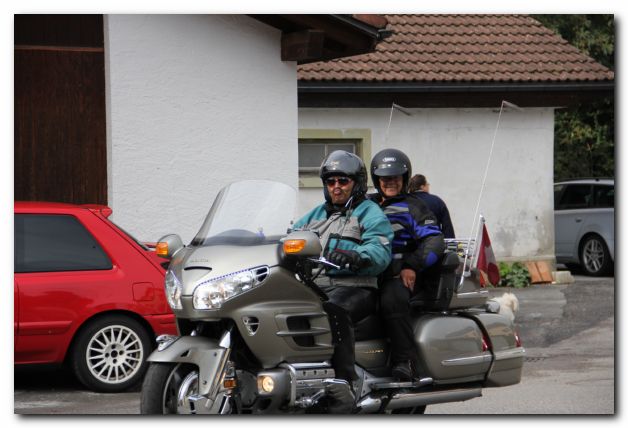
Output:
(298, 81), (615, 108)
(249, 14), (390, 64)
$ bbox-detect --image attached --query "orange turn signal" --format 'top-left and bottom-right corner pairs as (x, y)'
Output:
(223, 378), (237, 389)
(283, 239), (306, 254)
(156, 242), (169, 257)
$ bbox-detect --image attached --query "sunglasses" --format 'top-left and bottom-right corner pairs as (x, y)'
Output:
(325, 177), (352, 186)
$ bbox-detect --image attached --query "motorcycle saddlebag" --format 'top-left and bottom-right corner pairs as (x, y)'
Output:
(469, 312), (525, 387)
(413, 314), (491, 384)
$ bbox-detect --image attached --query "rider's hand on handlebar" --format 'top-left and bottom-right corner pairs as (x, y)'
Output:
(328, 249), (363, 272)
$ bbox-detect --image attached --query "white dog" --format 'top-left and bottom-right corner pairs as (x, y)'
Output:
(493, 292), (520, 323)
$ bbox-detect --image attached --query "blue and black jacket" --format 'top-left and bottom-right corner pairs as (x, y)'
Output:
(369, 193), (445, 277)
(411, 191), (456, 239)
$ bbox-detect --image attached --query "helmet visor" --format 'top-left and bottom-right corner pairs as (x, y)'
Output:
(373, 162), (407, 177)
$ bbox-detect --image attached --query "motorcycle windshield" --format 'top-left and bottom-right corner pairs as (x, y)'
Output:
(190, 180), (297, 247)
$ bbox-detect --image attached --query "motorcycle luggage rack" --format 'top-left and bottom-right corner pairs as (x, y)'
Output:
(444, 238), (476, 260)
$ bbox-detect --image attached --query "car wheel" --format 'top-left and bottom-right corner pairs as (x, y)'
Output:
(71, 314), (152, 392)
(579, 235), (613, 276)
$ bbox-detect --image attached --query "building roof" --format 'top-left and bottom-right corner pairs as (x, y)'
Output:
(251, 14), (390, 64)
(298, 14), (614, 83)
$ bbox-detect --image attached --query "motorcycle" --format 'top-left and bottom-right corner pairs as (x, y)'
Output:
(140, 179), (524, 414)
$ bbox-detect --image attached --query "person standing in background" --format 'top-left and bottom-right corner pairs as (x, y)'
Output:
(408, 174), (456, 239)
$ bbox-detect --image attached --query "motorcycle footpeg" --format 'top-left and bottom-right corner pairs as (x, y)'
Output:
(370, 376), (433, 391)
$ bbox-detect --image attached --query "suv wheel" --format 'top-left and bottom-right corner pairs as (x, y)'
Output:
(71, 315), (152, 392)
(579, 235), (612, 276)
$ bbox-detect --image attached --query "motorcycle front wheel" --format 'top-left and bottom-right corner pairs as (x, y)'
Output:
(141, 362), (234, 414)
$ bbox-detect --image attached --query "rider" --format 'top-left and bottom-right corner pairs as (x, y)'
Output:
(369, 148), (445, 381)
(292, 150), (393, 412)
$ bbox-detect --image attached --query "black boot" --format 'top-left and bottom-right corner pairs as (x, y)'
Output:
(391, 360), (416, 381)
(323, 301), (357, 413)
(326, 381), (355, 414)
(325, 302), (359, 381)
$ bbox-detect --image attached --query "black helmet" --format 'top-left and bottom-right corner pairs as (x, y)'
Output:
(370, 148), (412, 194)
(320, 150), (368, 203)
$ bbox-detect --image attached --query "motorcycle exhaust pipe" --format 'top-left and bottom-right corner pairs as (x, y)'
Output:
(357, 387), (482, 413)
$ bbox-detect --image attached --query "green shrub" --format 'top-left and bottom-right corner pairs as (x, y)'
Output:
(497, 262), (531, 288)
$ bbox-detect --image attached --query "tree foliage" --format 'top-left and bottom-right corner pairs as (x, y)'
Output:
(532, 15), (615, 181)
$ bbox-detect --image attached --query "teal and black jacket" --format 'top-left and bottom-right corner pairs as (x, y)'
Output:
(293, 197), (393, 278)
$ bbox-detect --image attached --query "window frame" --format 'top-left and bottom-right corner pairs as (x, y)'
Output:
(297, 129), (372, 188)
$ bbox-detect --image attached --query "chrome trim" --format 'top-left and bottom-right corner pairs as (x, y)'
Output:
(494, 347), (526, 361)
(456, 290), (490, 298)
(156, 334), (178, 351)
(290, 362), (332, 370)
(280, 363), (298, 406)
(385, 387), (482, 410)
(442, 354), (493, 367)
(177, 371), (200, 414)
(357, 396), (383, 413)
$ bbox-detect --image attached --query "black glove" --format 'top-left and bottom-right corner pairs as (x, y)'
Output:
(328, 249), (363, 272)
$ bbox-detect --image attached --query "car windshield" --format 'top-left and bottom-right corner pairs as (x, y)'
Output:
(190, 180), (297, 247)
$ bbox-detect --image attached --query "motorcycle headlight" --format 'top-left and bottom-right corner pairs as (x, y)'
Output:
(193, 267), (267, 310)
(165, 270), (183, 310)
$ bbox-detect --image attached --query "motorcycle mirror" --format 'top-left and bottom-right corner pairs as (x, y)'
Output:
(281, 231), (322, 257)
(156, 234), (184, 258)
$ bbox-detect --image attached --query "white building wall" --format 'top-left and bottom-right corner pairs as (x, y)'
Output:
(298, 107), (555, 261)
(105, 15), (297, 243)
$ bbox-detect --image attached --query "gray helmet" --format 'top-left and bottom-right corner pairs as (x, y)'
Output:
(370, 148), (412, 194)
(320, 150), (368, 203)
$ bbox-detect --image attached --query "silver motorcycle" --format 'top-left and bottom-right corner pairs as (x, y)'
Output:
(140, 180), (524, 414)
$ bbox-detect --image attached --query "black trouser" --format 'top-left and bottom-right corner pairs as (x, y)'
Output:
(323, 286), (376, 382)
(379, 277), (418, 364)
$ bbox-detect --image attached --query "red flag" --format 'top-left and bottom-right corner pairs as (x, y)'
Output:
(477, 223), (500, 287)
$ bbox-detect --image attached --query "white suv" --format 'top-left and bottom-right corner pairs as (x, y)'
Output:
(554, 178), (614, 276)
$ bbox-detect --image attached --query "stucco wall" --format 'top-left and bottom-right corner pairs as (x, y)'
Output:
(105, 15), (297, 243)
(298, 107), (556, 262)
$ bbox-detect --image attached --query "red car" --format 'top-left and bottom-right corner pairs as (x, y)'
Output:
(14, 201), (177, 392)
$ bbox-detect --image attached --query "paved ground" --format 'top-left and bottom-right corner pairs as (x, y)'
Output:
(13, 274), (616, 415)
(428, 274), (616, 414)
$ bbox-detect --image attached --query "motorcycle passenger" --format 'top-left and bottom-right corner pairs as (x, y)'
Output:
(407, 173), (456, 239)
(369, 149), (445, 381)
(292, 150), (393, 412)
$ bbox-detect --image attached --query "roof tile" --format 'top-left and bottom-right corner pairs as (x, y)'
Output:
(298, 14), (614, 83)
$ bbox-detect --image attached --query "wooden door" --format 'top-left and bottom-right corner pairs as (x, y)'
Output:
(14, 15), (107, 205)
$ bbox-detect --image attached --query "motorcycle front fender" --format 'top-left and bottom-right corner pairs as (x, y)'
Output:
(147, 335), (230, 397)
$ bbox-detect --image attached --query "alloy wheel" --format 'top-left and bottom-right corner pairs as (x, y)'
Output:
(85, 324), (144, 385)
(582, 237), (605, 274)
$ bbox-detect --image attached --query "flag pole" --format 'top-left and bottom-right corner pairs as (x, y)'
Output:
(461, 100), (520, 283)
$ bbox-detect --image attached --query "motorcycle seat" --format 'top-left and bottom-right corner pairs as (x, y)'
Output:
(409, 251), (460, 311)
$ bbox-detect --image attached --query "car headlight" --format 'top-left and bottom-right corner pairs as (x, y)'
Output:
(193, 267), (267, 310)
(165, 270), (183, 310)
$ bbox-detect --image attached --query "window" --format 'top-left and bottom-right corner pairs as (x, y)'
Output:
(298, 129), (371, 188)
(556, 185), (592, 210)
(593, 185), (614, 208)
(15, 214), (112, 273)
(299, 139), (359, 172)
